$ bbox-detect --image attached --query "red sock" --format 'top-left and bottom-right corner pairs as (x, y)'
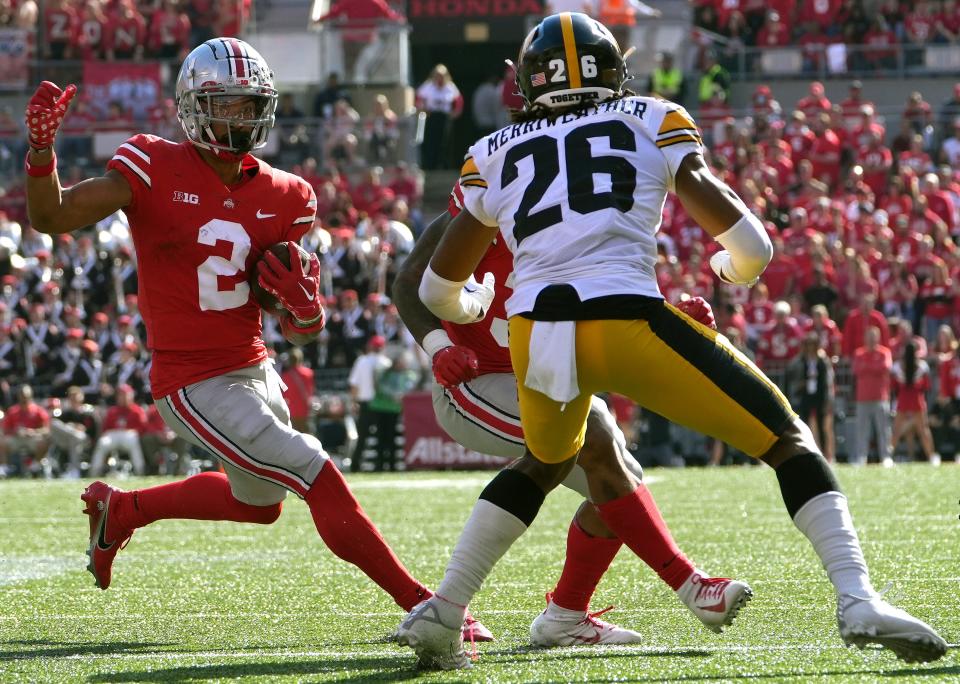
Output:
(305, 461), (431, 611)
(596, 484), (694, 591)
(116, 472), (282, 530)
(551, 519), (622, 612)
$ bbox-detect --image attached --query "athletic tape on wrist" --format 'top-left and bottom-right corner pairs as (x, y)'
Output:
(24, 149), (57, 177)
(422, 329), (454, 358)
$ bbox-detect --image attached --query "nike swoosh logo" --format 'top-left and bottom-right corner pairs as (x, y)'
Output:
(96, 501), (114, 552)
(700, 598), (727, 613)
(299, 283), (315, 301)
(256, 210), (276, 219)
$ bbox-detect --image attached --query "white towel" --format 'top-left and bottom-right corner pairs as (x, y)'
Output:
(524, 321), (580, 404)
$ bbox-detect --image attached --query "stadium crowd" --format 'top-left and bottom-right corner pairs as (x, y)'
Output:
(0, 0), (251, 60)
(5, 9), (960, 473)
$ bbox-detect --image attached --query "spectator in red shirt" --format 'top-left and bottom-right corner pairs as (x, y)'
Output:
(149, 0), (191, 60)
(89, 384), (147, 476)
(1, 384), (50, 473)
(840, 81), (873, 131)
(799, 0), (841, 33)
(43, 0), (78, 59)
(921, 172), (956, 231)
(282, 347), (316, 434)
(850, 105), (886, 154)
(919, 262), (956, 342)
(851, 326), (893, 465)
(862, 17), (898, 71)
(805, 304), (842, 357)
(798, 22), (830, 74)
(881, 257), (920, 321)
(755, 300), (802, 369)
(899, 134), (933, 177)
(890, 341), (939, 464)
(797, 82), (832, 121)
(74, 0), (108, 60)
(350, 166), (395, 218)
(860, 131), (893, 199)
(756, 10), (790, 47)
(936, 0), (960, 42)
(141, 403), (191, 475)
(842, 293), (890, 357)
(105, 0), (146, 61)
(783, 111), (816, 164)
(809, 113), (842, 189)
(387, 162), (421, 207)
(905, 0), (937, 66)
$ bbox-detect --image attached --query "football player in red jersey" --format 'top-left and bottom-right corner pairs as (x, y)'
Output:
(23, 38), (490, 641)
(392, 183), (751, 657)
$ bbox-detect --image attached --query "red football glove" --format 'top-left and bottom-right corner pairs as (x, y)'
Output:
(676, 296), (716, 330)
(432, 345), (480, 389)
(257, 242), (323, 324)
(25, 81), (77, 150)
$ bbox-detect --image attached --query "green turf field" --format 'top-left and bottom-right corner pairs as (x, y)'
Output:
(1, 465), (958, 683)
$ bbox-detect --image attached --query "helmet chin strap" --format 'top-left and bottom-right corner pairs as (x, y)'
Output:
(200, 123), (247, 162)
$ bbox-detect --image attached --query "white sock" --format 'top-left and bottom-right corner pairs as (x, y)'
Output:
(792, 492), (876, 598)
(434, 499), (528, 624)
(545, 600), (586, 620)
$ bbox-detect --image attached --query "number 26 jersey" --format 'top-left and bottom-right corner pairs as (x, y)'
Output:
(107, 134), (316, 398)
(459, 95), (703, 318)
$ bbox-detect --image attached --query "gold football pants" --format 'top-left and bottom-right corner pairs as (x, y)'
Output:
(508, 302), (797, 464)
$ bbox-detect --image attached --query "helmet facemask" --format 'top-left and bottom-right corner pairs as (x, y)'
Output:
(181, 88), (277, 159)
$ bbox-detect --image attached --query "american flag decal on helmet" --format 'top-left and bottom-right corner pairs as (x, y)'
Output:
(530, 72), (547, 87)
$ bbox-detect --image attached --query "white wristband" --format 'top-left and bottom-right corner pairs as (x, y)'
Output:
(422, 329), (454, 359)
(714, 213), (773, 283)
(419, 264), (485, 324)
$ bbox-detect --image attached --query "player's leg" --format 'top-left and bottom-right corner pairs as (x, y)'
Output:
(542, 397), (750, 637)
(398, 376), (574, 666)
(171, 362), (432, 612)
(595, 302), (946, 662)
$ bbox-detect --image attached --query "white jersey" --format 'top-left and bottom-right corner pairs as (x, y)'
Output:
(458, 95), (703, 317)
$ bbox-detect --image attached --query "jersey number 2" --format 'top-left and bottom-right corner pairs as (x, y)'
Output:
(501, 120), (637, 244)
(196, 219), (251, 311)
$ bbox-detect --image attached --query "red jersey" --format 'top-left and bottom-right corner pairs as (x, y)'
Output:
(443, 183), (513, 375)
(148, 9), (190, 53)
(939, 354), (960, 400)
(45, 7), (77, 45)
(106, 134), (317, 398)
(756, 321), (802, 366)
(106, 12), (146, 55)
(892, 363), (930, 413)
(103, 404), (148, 433)
(2, 403), (50, 435)
(799, 0), (840, 30)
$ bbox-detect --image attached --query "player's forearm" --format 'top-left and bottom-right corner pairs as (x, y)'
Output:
(25, 148), (68, 233)
(393, 266), (443, 346)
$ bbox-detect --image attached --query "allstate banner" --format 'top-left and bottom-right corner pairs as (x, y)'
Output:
(0, 29), (29, 90)
(403, 391), (511, 469)
(82, 61), (163, 120)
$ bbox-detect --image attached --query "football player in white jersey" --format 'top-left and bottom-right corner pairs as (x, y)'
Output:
(398, 11), (947, 669)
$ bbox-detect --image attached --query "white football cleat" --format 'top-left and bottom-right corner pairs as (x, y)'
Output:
(396, 597), (470, 670)
(530, 593), (643, 647)
(838, 592), (947, 663)
(677, 572), (753, 633)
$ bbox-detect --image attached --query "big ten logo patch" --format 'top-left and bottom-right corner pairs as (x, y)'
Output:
(173, 191), (200, 205)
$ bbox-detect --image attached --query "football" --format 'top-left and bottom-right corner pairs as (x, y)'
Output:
(250, 242), (311, 317)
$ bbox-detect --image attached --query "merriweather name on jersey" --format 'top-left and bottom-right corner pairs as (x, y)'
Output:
(459, 95), (703, 317)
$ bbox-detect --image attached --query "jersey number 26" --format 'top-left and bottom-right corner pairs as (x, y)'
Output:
(501, 120), (637, 244)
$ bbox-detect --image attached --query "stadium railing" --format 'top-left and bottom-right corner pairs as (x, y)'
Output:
(716, 43), (960, 81)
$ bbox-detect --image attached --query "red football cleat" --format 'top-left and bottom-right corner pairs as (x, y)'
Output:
(81, 481), (134, 590)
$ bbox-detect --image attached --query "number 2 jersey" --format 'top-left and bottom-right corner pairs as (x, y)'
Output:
(458, 95), (703, 318)
(107, 134), (317, 398)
